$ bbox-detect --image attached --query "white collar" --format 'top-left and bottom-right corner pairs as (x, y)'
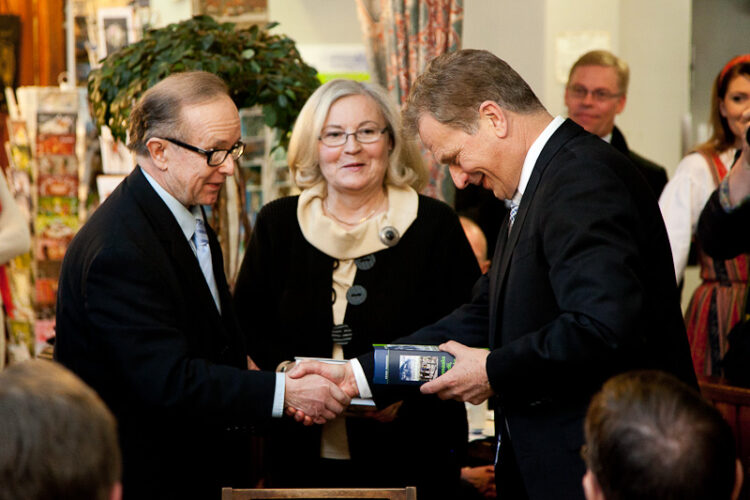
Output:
(507, 115), (565, 207)
(141, 166), (201, 240)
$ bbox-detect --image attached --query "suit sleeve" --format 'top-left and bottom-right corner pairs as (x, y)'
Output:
(83, 244), (277, 424)
(697, 188), (750, 259)
(486, 156), (652, 402)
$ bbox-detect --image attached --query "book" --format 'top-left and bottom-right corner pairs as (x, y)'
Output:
(373, 344), (455, 385)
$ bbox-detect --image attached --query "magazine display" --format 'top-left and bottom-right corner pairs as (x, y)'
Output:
(373, 344), (455, 385)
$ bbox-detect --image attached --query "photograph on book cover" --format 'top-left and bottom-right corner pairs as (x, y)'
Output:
(399, 355), (439, 382)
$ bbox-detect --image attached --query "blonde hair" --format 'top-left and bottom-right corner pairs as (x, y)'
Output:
(287, 79), (427, 191)
(568, 50), (630, 95)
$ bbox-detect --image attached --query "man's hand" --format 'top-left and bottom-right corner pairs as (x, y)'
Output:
(284, 361), (359, 425)
(283, 373), (350, 426)
(462, 465), (496, 498)
(287, 360), (359, 398)
(420, 341), (494, 404)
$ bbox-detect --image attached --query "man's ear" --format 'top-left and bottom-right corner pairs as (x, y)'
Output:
(582, 469), (606, 500)
(145, 138), (169, 171)
(478, 100), (508, 138)
(615, 94), (627, 115)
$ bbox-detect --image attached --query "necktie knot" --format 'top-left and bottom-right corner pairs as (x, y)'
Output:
(509, 202), (519, 228)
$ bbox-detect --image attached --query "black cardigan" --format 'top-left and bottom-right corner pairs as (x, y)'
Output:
(234, 193), (481, 497)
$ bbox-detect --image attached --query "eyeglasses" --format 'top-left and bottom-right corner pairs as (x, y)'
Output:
(319, 126), (388, 147)
(163, 137), (245, 167)
(567, 85), (622, 102)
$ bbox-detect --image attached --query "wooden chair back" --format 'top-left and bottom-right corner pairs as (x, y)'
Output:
(221, 487), (417, 500)
(699, 377), (750, 499)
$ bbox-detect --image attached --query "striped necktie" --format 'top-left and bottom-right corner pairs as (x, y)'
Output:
(193, 218), (221, 312)
(508, 201), (519, 232)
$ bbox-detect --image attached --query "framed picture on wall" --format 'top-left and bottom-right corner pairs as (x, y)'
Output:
(97, 7), (136, 61)
(193, 0), (268, 25)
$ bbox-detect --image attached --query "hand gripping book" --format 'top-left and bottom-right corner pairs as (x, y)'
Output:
(373, 344), (455, 385)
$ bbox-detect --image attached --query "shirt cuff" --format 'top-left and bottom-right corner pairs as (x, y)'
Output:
(350, 358), (372, 399)
(272, 372), (285, 418)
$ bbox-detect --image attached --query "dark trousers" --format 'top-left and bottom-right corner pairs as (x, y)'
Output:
(496, 422), (529, 500)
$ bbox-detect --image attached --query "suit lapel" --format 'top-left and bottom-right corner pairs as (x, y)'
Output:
(489, 120), (584, 336)
(127, 167), (224, 324)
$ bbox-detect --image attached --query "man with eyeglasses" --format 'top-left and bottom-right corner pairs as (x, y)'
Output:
(565, 50), (668, 197)
(54, 71), (350, 499)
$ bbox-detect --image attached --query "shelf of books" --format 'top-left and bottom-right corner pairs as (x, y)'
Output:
(4, 86), (91, 361)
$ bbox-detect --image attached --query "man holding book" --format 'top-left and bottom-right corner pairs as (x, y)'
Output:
(289, 49), (696, 500)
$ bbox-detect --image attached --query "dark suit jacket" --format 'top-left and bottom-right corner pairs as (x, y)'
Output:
(611, 125), (668, 197)
(364, 119), (696, 500)
(55, 166), (277, 499)
(697, 188), (750, 260)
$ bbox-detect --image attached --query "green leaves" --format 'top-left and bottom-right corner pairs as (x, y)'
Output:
(87, 15), (320, 150)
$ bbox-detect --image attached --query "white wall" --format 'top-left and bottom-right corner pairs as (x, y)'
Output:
(150, 0), (192, 28)
(617, 0), (691, 173)
(268, 0), (362, 44)
(463, 0), (547, 97)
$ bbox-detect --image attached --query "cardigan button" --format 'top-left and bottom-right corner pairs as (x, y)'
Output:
(331, 324), (353, 345)
(355, 254), (376, 270)
(346, 285), (367, 305)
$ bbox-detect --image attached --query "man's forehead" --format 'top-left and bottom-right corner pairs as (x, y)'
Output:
(570, 65), (618, 85)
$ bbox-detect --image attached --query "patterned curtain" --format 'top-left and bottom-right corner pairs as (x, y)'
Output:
(356, 0), (463, 204)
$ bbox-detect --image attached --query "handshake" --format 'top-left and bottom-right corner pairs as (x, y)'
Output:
(277, 341), (496, 426)
(282, 360), (359, 426)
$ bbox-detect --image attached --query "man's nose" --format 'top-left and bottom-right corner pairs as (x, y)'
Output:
(449, 165), (469, 189)
(218, 155), (235, 176)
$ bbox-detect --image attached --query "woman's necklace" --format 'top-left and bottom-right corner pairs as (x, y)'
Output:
(324, 198), (382, 226)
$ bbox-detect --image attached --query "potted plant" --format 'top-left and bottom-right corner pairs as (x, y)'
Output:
(88, 15), (320, 149)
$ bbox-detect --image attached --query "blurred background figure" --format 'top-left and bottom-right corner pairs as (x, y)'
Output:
(564, 50), (668, 197)
(582, 370), (742, 500)
(0, 168), (31, 369)
(460, 215), (491, 273)
(659, 54), (750, 377)
(234, 78), (480, 498)
(0, 359), (122, 500)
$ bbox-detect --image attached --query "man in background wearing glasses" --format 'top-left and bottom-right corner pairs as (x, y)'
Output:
(55, 71), (350, 500)
(565, 50), (668, 197)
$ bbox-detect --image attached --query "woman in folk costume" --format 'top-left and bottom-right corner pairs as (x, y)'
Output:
(659, 54), (750, 376)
